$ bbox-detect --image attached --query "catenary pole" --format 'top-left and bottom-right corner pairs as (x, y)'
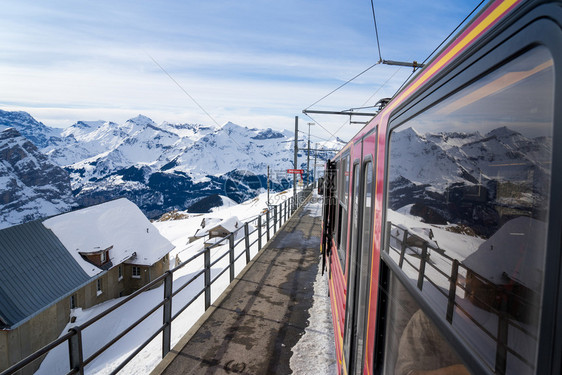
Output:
(294, 116), (298, 208)
(314, 142), (318, 186)
(307, 122), (313, 185)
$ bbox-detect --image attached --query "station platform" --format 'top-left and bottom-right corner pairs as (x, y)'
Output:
(151, 198), (334, 375)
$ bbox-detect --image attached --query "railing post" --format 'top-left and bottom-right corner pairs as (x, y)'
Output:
(229, 233), (235, 282)
(244, 223), (250, 264)
(162, 271), (173, 357)
(446, 260), (459, 323)
(417, 243), (428, 291)
(266, 210), (271, 241)
(399, 230), (408, 268)
(68, 327), (84, 375)
(274, 206), (278, 233)
(495, 297), (509, 375)
(258, 215), (262, 250)
(204, 247), (211, 310)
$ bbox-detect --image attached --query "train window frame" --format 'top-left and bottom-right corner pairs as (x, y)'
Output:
(377, 5), (562, 375)
(337, 153), (351, 271)
(343, 159), (362, 371)
(352, 155), (376, 374)
(333, 158), (341, 248)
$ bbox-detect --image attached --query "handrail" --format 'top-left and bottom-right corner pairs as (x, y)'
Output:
(385, 220), (539, 374)
(1, 185), (314, 375)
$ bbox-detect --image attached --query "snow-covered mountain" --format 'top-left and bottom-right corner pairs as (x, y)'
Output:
(389, 126), (551, 236)
(0, 110), (342, 225)
(0, 109), (62, 149)
(0, 128), (76, 229)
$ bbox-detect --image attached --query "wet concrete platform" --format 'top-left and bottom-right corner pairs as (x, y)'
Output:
(152, 200), (323, 375)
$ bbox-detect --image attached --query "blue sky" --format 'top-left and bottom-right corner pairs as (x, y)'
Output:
(0, 0), (478, 142)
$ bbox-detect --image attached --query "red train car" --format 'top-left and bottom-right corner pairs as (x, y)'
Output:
(320, 0), (562, 374)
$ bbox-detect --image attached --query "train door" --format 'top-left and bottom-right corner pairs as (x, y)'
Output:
(342, 131), (377, 374)
(321, 160), (337, 274)
(342, 160), (362, 373)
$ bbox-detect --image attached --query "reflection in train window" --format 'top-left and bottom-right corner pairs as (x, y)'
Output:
(385, 46), (553, 374)
(382, 273), (469, 375)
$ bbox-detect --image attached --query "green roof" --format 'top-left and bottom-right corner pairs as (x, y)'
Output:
(0, 220), (92, 328)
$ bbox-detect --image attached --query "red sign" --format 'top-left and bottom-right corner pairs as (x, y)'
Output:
(287, 169), (304, 174)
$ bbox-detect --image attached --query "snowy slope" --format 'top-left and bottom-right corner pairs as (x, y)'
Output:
(0, 109), (343, 226)
(0, 109), (62, 149)
(0, 128), (76, 229)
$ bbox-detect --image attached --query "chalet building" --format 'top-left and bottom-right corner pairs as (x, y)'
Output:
(462, 216), (545, 323)
(0, 199), (174, 374)
(207, 216), (242, 240)
(187, 217), (244, 246)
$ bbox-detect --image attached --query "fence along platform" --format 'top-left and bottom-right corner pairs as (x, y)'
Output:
(0, 188), (314, 375)
(151, 195), (322, 375)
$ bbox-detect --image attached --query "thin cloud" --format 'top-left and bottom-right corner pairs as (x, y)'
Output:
(0, 0), (479, 142)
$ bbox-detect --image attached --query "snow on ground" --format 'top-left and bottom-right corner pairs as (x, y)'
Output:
(155, 189), (295, 267)
(290, 257), (337, 374)
(37, 187), (334, 375)
(303, 194), (323, 218)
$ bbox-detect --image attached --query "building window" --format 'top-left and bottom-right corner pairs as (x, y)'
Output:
(118, 265), (123, 281)
(132, 266), (141, 279)
(96, 279), (103, 296)
(70, 295), (76, 309)
(100, 251), (107, 263)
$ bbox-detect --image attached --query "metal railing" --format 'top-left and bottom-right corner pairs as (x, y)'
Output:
(1, 186), (313, 375)
(384, 220), (539, 375)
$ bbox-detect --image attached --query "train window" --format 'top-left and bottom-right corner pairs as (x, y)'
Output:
(353, 160), (374, 373)
(333, 159), (341, 247)
(343, 163), (361, 369)
(337, 155), (350, 270)
(385, 46), (553, 374)
(382, 272), (467, 375)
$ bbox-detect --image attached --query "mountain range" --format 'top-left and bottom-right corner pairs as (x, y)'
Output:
(0, 109), (341, 228)
(388, 126), (551, 237)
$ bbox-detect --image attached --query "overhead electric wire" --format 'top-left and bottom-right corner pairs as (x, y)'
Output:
(297, 130), (334, 143)
(391, 0), (487, 98)
(147, 53), (221, 128)
(305, 61), (380, 110)
(361, 65), (402, 106)
(146, 52), (250, 151)
(303, 113), (340, 140)
(421, 0), (486, 66)
(370, 0), (383, 62)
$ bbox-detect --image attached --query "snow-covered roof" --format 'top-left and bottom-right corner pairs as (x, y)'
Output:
(43, 198), (174, 277)
(209, 216), (243, 233)
(462, 216), (546, 291)
(192, 217), (222, 238)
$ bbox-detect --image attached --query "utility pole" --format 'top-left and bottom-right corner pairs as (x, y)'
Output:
(314, 142), (318, 187)
(293, 116), (298, 207)
(307, 122), (314, 185)
(267, 165), (270, 207)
